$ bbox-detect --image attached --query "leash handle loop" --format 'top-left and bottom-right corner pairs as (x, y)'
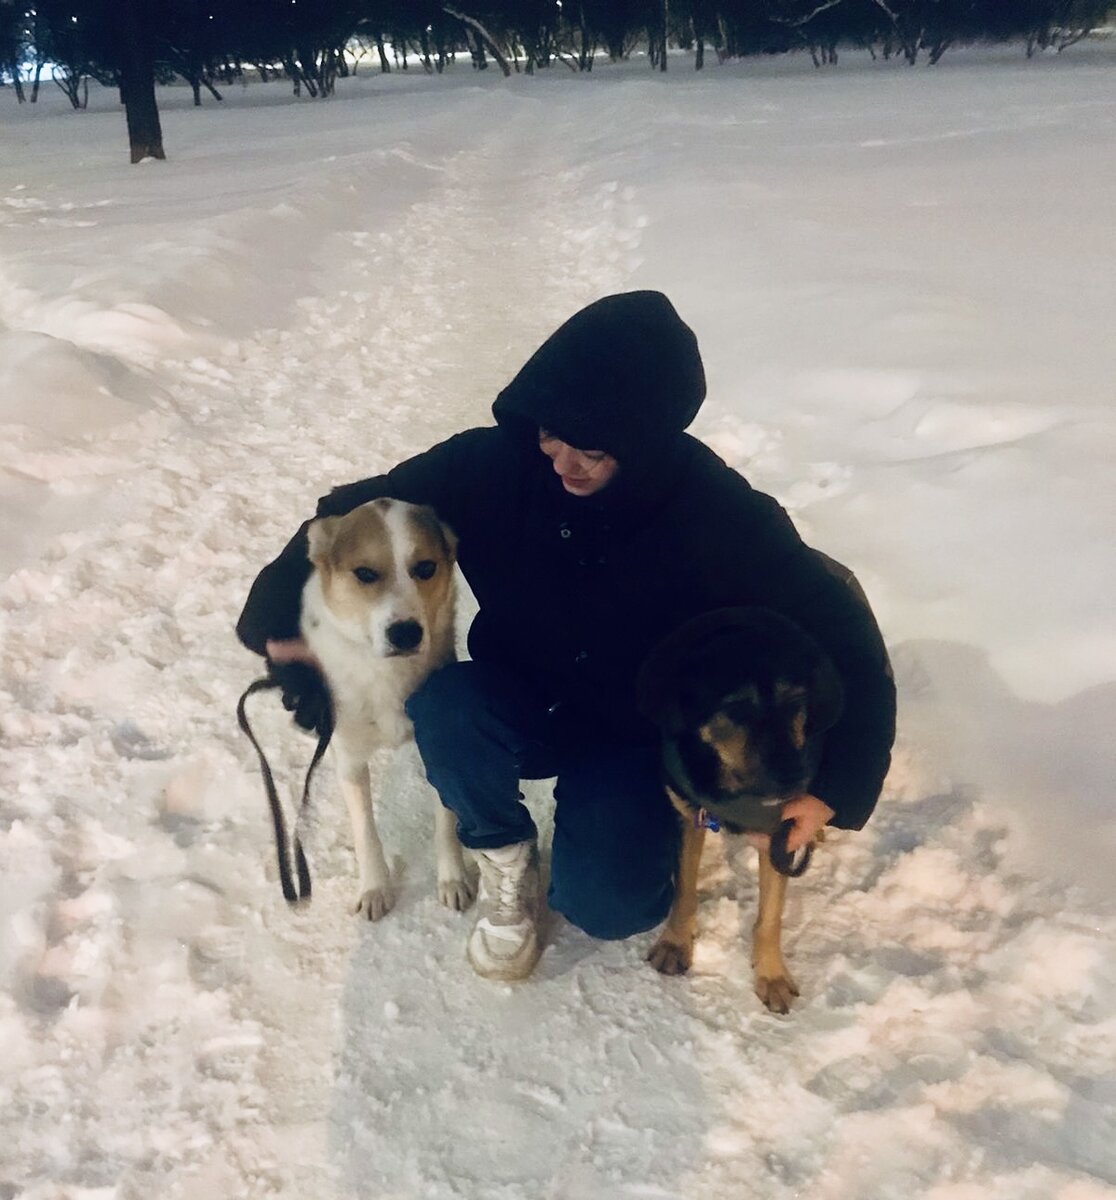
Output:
(237, 676), (333, 905)
(769, 818), (813, 878)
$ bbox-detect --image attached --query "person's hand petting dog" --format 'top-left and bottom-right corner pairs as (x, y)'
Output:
(266, 637), (320, 668)
(746, 794), (834, 853)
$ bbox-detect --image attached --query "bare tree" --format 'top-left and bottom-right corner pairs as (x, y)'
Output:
(0, 0), (27, 101)
(443, 5), (512, 76)
(1024, 0), (1111, 55)
(769, 0), (845, 66)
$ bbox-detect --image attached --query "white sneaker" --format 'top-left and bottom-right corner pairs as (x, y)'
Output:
(467, 840), (543, 981)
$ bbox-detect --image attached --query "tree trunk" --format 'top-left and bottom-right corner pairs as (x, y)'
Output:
(657, 0), (669, 72)
(54, 69), (84, 110)
(467, 30), (488, 69)
(927, 37), (952, 65)
(113, 0), (166, 161)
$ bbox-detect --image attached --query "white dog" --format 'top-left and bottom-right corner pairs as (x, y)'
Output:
(300, 498), (474, 919)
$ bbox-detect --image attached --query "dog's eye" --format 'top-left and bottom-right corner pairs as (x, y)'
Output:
(352, 567), (381, 585)
(412, 560), (437, 581)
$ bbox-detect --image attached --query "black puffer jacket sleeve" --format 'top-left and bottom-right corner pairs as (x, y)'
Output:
(742, 493), (896, 830)
(234, 430), (486, 656)
(235, 519), (315, 656)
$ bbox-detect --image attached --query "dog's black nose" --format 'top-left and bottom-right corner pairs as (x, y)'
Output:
(386, 620), (423, 652)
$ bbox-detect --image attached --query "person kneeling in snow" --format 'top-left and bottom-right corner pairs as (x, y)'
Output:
(235, 291), (896, 981)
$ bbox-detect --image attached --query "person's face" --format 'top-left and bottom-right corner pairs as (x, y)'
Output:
(538, 430), (620, 497)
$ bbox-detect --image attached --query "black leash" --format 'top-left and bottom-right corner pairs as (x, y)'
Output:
(236, 676), (333, 905)
(768, 820), (813, 878)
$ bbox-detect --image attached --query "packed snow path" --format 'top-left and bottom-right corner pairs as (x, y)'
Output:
(2, 53), (1115, 1200)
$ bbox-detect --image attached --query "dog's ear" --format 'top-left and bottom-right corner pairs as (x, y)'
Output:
(807, 655), (844, 734)
(411, 505), (458, 565)
(306, 515), (341, 569)
(435, 515), (458, 564)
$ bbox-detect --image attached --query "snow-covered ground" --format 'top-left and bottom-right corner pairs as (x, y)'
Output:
(2, 44), (1115, 1200)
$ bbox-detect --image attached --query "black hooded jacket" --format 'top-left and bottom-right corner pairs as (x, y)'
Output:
(236, 291), (895, 830)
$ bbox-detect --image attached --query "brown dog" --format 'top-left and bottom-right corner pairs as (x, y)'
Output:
(636, 608), (844, 1013)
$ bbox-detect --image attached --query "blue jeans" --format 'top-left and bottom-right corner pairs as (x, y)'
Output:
(405, 661), (678, 940)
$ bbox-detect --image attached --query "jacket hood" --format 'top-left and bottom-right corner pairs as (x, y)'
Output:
(492, 291), (706, 470)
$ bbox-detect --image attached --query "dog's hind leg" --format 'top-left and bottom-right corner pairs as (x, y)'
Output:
(753, 849), (799, 1013)
(334, 743), (395, 921)
(647, 811), (705, 976)
(432, 793), (475, 911)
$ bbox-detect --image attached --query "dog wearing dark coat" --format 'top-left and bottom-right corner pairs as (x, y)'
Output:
(637, 608), (844, 1013)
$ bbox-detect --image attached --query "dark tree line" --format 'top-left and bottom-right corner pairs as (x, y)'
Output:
(0, 1), (1111, 161)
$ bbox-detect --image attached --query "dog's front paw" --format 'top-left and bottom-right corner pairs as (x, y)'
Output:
(354, 886), (395, 921)
(647, 936), (693, 976)
(754, 970), (799, 1014)
(437, 875), (476, 912)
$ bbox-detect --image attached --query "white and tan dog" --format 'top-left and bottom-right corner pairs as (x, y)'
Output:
(301, 498), (474, 920)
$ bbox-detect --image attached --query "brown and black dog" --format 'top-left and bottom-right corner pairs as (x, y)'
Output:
(637, 608), (844, 1013)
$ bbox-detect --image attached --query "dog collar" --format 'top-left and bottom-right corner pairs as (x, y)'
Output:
(661, 736), (813, 877)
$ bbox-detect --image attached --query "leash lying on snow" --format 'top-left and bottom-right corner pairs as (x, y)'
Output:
(236, 675), (334, 904)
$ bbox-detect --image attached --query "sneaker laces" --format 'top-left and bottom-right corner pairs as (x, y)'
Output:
(480, 847), (533, 927)
(494, 869), (522, 917)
